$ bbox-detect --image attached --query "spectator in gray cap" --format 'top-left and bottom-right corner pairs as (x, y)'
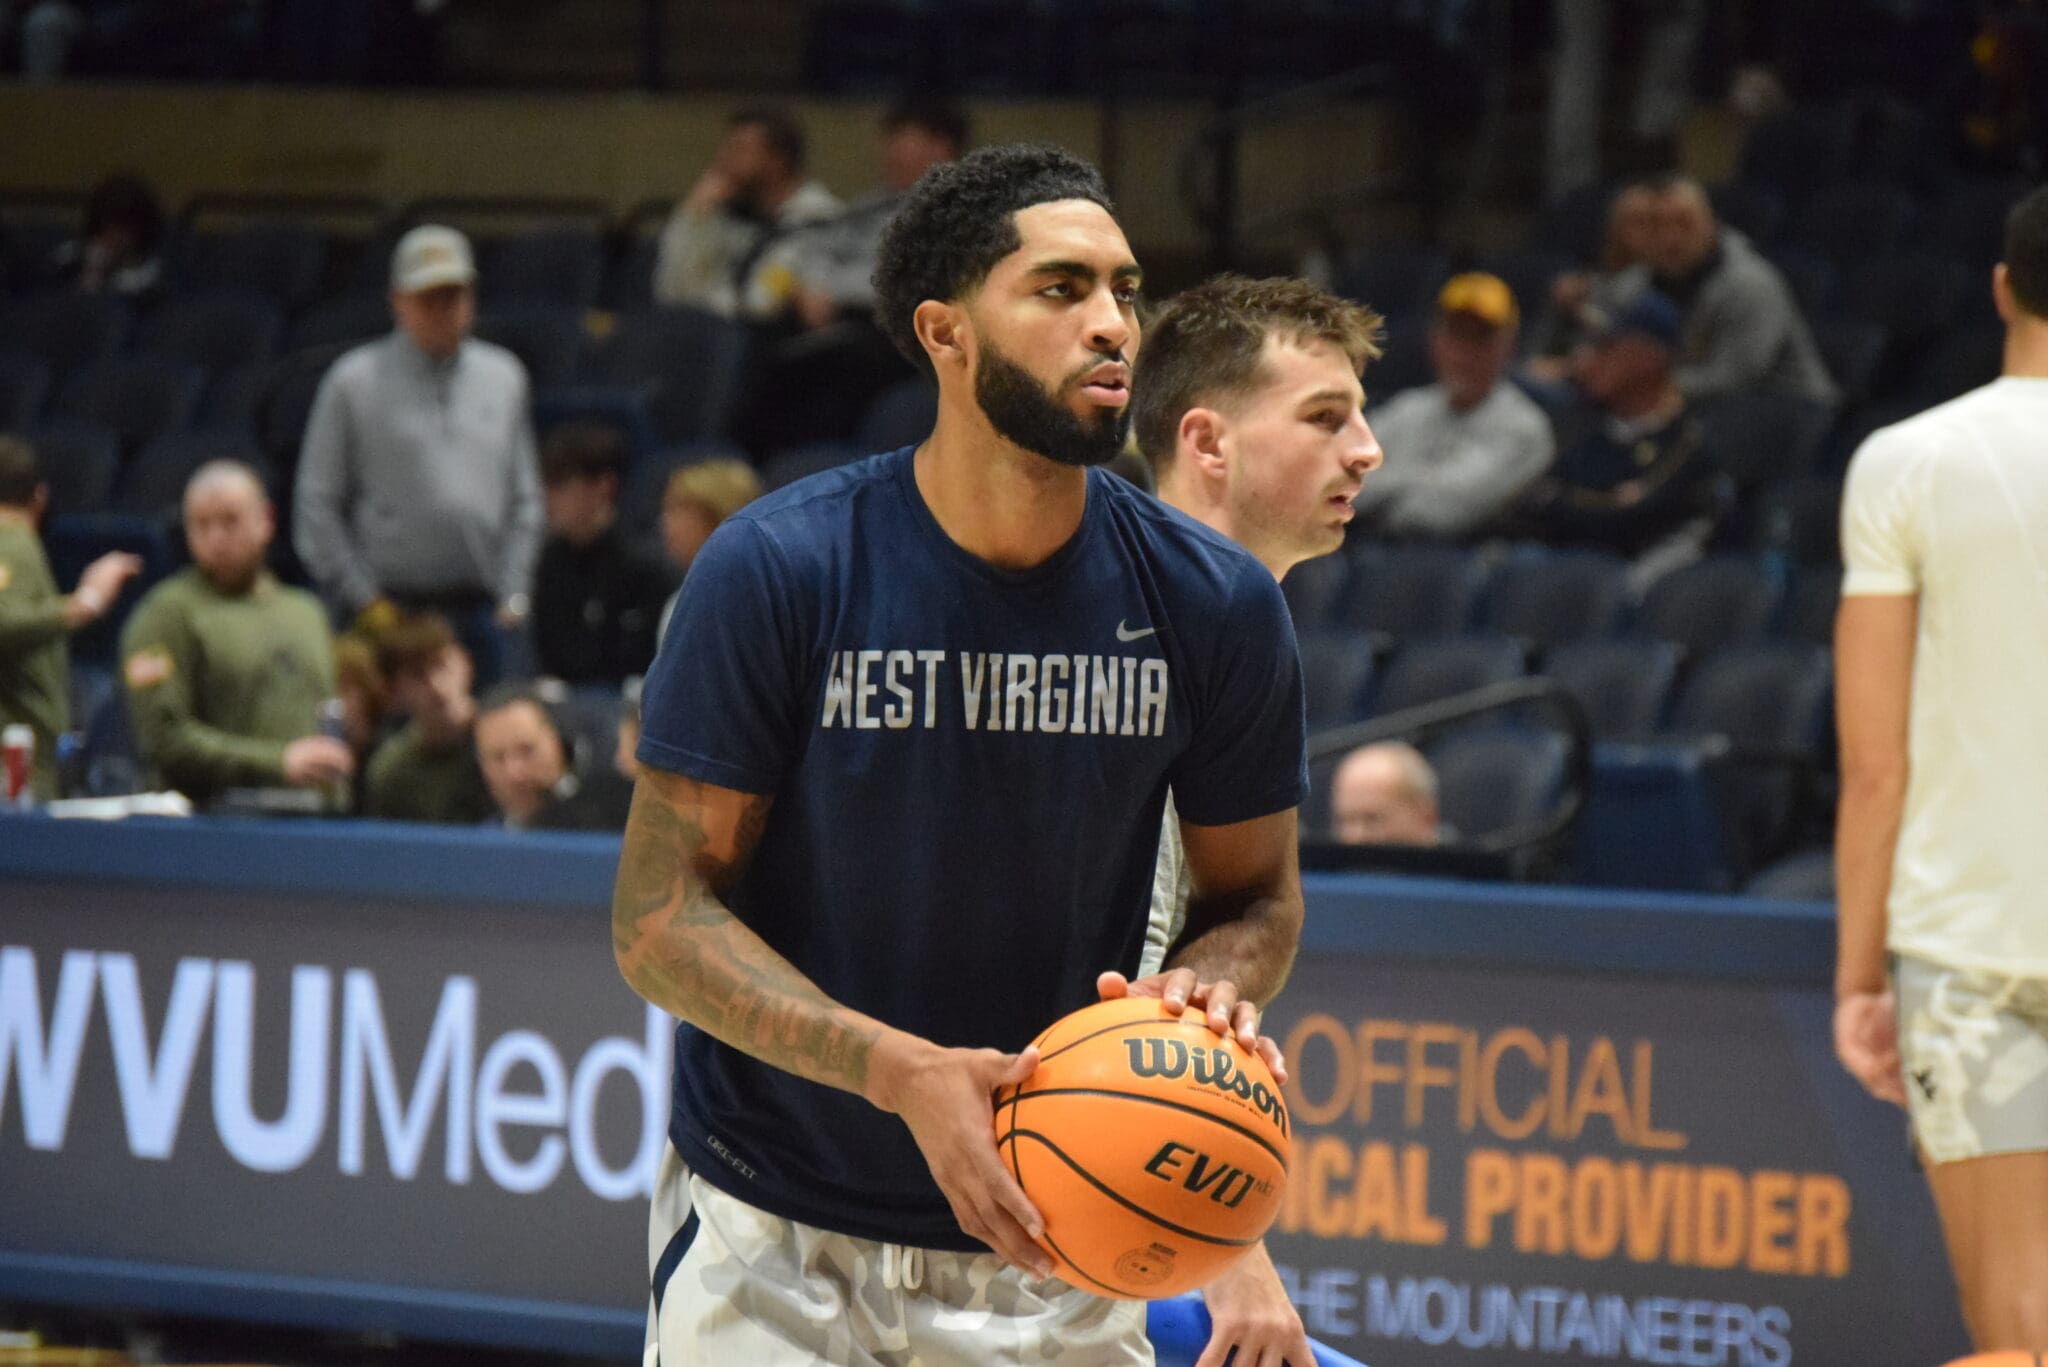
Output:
(292, 224), (543, 686)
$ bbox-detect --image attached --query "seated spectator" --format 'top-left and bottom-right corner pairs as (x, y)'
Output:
(293, 225), (542, 688)
(1528, 182), (1657, 376)
(786, 98), (968, 332)
(533, 422), (674, 688)
(1519, 291), (1727, 571)
(122, 461), (352, 807)
(1330, 742), (1444, 847)
(1355, 273), (1554, 540)
(733, 99), (966, 452)
(653, 106), (843, 321)
(656, 459), (762, 644)
(362, 612), (493, 824)
(40, 173), (165, 300)
(472, 683), (632, 832)
(0, 435), (141, 800)
(1609, 174), (1836, 407)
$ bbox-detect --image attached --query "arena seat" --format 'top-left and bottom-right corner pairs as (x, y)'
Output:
(1371, 633), (1525, 717)
(1426, 727), (1570, 846)
(21, 419), (120, 515)
(483, 225), (605, 310)
(173, 221), (329, 309)
(0, 352), (50, 430)
(1338, 544), (1485, 640)
(1694, 390), (1834, 489)
(1281, 551), (1351, 631)
(53, 355), (206, 455)
(1842, 252), (1974, 358)
(585, 305), (750, 443)
(1478, 547), (1628, 650)
(1542, 639), (1680, 743)
(1297, 629), (1376, 728)
(1811, 316), (1888, 408)
(1634, 556), (1781, 658)
(285, 294), (390, 351)
(1749, 475), (1841, 567)
(1335, 242), (1449, 326)
(1784, 180), (1916, 263)
(1777, 565), (1841, 647)
(1763, 245), (1838, 320)
(135, 291), (284, 373)
(1667, 642), (1833, 876)
(475, 303), (585, 387)
(115, 427), (269, 519)
(0, 290), (129, 376)
(1736, 107), (1857, 202)
(1707, 180), (1785, 248)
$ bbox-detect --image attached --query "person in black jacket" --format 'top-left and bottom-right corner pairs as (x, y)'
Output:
(531, 422), (674, 688)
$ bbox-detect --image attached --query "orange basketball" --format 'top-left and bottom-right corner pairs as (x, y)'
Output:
(1943, 1355), (2046, 1366)
(993, 995), (1291, 1299)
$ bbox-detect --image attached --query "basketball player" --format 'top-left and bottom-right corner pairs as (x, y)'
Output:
(614, 145), (1309, 1364)
(1835, 184), (2048, 1351)
(1128, 274), (1383, 1367)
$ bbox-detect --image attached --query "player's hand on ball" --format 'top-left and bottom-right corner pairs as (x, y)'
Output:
(1198, 1243), (1314, 1367)
(1098, 970), (1288, 1084)
(868, 1034), (1054, 1279)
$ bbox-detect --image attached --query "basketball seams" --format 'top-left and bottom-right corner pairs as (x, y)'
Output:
(1003, 1086), (1290, 1173)
(1009, 1128), (1262, 1248)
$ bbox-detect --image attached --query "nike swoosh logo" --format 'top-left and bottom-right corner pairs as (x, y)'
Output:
(1116, 620), (1158, 642)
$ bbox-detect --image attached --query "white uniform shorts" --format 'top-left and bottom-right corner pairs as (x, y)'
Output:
(1895, 955), (2048, 1165)
(643, 1141), (1154, 1367)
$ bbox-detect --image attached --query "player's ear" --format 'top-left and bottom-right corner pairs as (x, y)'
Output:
(1993, 263), (2016, 325)
(1178, 408), (1228, 478)
(914, 300), (967, 371)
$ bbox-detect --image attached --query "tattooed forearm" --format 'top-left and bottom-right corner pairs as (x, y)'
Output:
(612, 771), (883, 1096)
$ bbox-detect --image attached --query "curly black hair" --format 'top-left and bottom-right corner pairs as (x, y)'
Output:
(872, 144), (1114, 369)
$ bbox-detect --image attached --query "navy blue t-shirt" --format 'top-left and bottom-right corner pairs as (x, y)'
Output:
(636, 447), (1306, 1249)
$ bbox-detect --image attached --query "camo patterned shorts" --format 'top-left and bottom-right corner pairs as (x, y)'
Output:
(1895, 956), (2048, 1165)
(643, 1142), (1154, 1366)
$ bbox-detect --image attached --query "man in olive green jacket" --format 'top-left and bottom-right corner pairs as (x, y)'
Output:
(0, 436), (141, 799)
(121, 461), (353, 806)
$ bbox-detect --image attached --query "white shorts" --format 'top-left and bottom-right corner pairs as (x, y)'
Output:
(1895, 955), (2048, 1165)
(643, 1141), (1154, 1367)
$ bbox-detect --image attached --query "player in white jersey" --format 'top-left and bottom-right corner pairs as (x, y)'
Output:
(1127, 274), (1385, 1367)
(1835, 184), (2048, 1353)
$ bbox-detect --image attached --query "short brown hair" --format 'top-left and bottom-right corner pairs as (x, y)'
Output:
(374, 611), (457, 681)
(664, 459), (762, 523)
(0, 435), (41, 507)
(1131, 274), (1384, 473)
(540, 421), (630, 487)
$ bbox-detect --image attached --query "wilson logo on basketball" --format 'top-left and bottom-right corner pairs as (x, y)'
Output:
(1123, 1037), (1290, 1139)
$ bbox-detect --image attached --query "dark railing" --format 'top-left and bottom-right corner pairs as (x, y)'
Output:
(1300, 677), (1593, 879)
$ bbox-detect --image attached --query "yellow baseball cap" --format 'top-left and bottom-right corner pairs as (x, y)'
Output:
(1437, 272), (1519, 329)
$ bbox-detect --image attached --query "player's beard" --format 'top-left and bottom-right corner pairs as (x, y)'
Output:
(973, 339), (1128, 469)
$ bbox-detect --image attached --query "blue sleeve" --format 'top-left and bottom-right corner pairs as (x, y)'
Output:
(1167, 559), (1308, 826)
(636, 517), (805, 794)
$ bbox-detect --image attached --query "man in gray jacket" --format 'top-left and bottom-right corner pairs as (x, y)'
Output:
(1608, 175), (1837, 408)
(293, 225), (543, 686)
